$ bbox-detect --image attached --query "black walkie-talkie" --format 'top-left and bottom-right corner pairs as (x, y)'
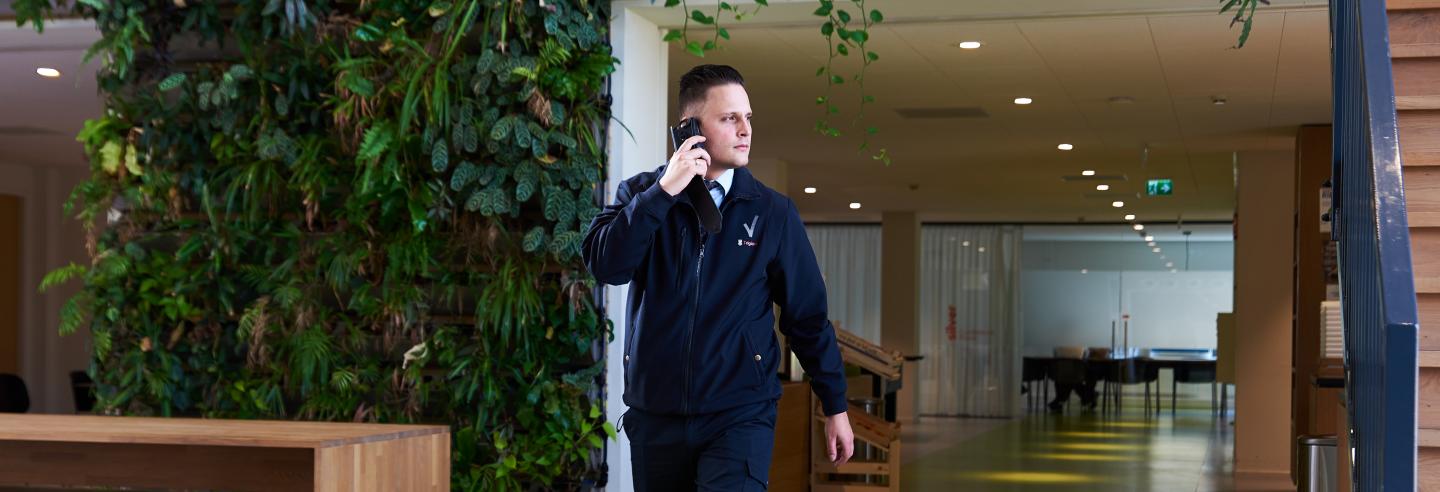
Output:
(669, 117), (723, 234)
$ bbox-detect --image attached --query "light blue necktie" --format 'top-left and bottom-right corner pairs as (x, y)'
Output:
(705, 179), (724, 208)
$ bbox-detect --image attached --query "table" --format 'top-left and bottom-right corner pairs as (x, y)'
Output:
(1145, 356), (1220, 415)
(1021, 356), (1058, 410)
(0, 414), (450, 491)
(1023, 355), (1219, 414)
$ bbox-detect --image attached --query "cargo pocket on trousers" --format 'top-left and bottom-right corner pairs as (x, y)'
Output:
(748, 437), (771, 489)
(744, 450), (771, 491)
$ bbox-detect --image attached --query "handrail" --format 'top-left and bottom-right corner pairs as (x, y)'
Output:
(1329, 0), (1420, 489)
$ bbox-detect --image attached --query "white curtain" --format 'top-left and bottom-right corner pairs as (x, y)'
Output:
(805, 225), (883, 344)
(918, 225), (1023, 417)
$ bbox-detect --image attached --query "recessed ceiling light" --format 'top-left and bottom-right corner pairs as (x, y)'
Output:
(1096, 184), (1110, 191)
(1133, 224), (1145, 231)
(1166, 262), (1174, 268)
(1112, 201), (1125, 208)
(962, 241), (971, 247)
(35, 67), (60, 78)
(1082, 170), (1096, 176)
(958, 41), (983, 49)
(978, 247), (986, 253)
(1014, 97), (1033, 105)
(1212, 96), (1228, 106)
(804, 187), (817, 194)
(1124, 214), (1136, 221)
(1147, 241), (1156, 247)
(849, 202), (862, 210)
(1058, 143), (1074, 151)
(1081, 269), (1089, 274)
(1153, 247), (1162, 253)
(1171, 268), (1178, 273)
(1144, 235), (1154, 241)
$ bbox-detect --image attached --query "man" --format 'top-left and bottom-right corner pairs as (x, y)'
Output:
(1047, 369), (1099, 413)
(583, 64), (854, 491)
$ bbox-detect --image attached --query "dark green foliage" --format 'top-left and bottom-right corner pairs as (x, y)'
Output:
(1220, 0), (1269, 48)
(18, 0), (615, 489)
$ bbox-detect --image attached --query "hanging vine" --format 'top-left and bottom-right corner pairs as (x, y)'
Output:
(1222, 0), (1270, 48)
(660, 0), (890, 165)
(813, 0), (886, 164)
(660, 0), (767, 57)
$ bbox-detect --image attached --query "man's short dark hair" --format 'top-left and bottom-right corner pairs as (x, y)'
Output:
(678, 64), (745, 118)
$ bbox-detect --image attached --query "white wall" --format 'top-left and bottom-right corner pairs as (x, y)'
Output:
(603, 6), (670, 490)
(0, 162), (91, 414)
(1025, 239), (1234, 271)
(1021, 239), (1234, 356)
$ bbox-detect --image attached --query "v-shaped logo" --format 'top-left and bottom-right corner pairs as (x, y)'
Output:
(742, 215), (759, 238)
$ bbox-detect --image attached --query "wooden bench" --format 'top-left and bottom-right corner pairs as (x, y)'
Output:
(0, 414), (450, 491)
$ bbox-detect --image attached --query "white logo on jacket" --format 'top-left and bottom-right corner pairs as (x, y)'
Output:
(739, 215), (759, 247)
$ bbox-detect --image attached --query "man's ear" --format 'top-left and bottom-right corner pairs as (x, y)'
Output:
(679, 101), (703, 124)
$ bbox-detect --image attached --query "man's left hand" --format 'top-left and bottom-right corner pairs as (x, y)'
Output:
(824, 411), (855, 466)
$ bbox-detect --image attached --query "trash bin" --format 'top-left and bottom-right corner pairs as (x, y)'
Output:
(847, 397), (884, 485)
(1298, 435), (1337, 492)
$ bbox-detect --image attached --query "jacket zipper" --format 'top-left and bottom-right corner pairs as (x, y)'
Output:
(683, 194), (743, 414)
(685, 230), (705, 414)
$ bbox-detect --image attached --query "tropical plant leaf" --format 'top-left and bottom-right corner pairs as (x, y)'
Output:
(358, 123), (394, 162)
(451, 161), (479, 191)
(522, 226), (547, 252)
(58, 296), (88, 336)
(490, 116), (513, 141)
(432, 139), (450, 173)
(40, 262), (87, 292)
(158, 73), (186, 91)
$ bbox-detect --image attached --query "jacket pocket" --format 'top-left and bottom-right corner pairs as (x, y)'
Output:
(738, 322), (767, 388)
(624, 322), (639, 386)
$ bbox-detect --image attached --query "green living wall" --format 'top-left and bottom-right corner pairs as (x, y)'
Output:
(19, 0), (615, 489)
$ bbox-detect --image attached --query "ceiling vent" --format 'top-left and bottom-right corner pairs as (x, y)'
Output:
(894, 107), (989, 119)
(0, 126), (60, 137)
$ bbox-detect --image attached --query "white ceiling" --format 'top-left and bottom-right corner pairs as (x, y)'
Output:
(658, 0), (1333, 222)
(0, 19), (101, 168)
(0, 2), (1334, 225)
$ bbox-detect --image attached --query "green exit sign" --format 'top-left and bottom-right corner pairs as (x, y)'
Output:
(1147, 179), (1174, 196)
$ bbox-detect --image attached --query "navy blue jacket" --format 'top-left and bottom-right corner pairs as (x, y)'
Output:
(583, 166), (848, 416)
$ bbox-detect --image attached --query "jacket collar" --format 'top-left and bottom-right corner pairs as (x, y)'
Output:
(728, 166), (761, 201)
(664, 165), (762, 205)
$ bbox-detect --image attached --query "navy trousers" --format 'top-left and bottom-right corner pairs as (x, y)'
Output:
(622, 399), (777, 491)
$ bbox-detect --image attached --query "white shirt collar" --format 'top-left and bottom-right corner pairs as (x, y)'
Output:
(710, 168), (735, 197)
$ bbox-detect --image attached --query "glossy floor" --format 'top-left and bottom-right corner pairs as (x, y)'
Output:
(900, 404), (1295, 491)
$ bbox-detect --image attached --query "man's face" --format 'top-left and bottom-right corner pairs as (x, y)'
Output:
(688, 83), (753, 172)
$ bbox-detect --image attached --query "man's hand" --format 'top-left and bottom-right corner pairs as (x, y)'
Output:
(660, 135), (709, 196)
(824, 411), (855, 466)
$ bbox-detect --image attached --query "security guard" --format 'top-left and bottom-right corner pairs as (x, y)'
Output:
(583, 64), (854, 491)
